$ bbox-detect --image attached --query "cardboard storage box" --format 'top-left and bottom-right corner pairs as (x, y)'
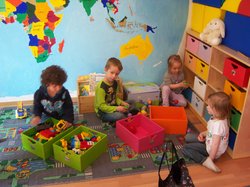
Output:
(224, 80), (246, 112)
(182, 87), (193, 103)
(78, 95), (95, 114)
(230, 107), (241, 132)
(124, 82), (160, 104)
(53, 125), (107, 172)
(184, 51), (197, 71)
(149, 106), (188, 135)
(203, 106), (211, 122)
(223, 58), (250, 88)
(77, 76), (95, 114)
(197, 41), (211, 64)
(191, 92), (205, 116)
(116, 114), (164, 153)
(229, 128), (236, 150)
(186, 35), (199, 55)
(195, 59), (209, 81)
(193, 76), (207, 99)
(21, 118), (73, 160)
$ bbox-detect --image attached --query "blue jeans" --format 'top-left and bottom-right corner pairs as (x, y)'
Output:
(182, 133), (209, 164)
(98, 110), (127, 123)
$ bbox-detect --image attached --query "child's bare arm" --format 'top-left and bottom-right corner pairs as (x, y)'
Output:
(30, 116), (41, 126)
(209, 135), (221, 160)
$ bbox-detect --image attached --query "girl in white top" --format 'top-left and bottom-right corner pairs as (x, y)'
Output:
(182, 92), (231, 173)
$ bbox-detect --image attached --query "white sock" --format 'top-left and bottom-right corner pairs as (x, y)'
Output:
(202, 157), (221, 173)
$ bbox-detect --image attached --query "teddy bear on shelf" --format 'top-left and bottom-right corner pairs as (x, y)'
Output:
(199, 18), (225, 46)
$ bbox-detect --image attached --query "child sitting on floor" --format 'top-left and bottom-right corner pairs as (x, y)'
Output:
(94, 57), (129, 126)
(30, 65), (74, 128)
(161, 54), (188, 106)
(182, 92), (231, 173)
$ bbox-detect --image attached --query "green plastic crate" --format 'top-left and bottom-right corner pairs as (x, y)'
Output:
(230, 108), (241, 132)
(21, 118), (73, 160)
(53, 125), (108, 172)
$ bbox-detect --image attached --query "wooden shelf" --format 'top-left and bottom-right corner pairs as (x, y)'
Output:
(184, 31), (250, 159)
(214, 45), (250, 67)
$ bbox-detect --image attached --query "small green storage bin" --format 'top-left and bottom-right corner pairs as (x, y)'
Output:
(230, 108), (241, 132)
(21, 118), (73, 160)
(53, 125), (108, 172)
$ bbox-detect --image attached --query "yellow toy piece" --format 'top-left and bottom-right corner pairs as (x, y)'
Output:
(15, 101), (27, 119)
(54, 120), (67, 132)
(140, 110), (147, 116)
(60, 139), (68, 150)
(80, 131), (90, 139)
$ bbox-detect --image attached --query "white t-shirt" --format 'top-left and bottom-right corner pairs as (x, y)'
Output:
(206, 118), (229, 159)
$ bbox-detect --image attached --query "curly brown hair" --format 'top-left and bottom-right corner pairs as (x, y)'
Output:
(41, 65), (67, 86)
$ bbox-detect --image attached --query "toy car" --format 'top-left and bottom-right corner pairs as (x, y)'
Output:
(15, 101), (27, 119)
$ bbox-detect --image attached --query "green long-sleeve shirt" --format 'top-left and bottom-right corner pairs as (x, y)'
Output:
(94, 80), (123, 114)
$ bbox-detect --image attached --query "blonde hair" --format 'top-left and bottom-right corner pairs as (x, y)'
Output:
(167, 54), (182, 71)
(105, 57), (123, 71)
(207, 92), (231, 120)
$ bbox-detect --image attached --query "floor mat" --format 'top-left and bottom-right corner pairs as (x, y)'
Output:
(0, 106), (198, 187)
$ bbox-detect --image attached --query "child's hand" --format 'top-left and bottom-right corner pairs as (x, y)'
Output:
(116, 106), (128, 113)
(65, 121), (72, 129)
(198, 132), (206, 142)
(181, 80), (189, 88)
(121, 101), (130, 108)
(30, 116), (41, 126)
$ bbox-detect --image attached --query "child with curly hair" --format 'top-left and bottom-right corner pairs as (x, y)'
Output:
(30, 65), (74, 127)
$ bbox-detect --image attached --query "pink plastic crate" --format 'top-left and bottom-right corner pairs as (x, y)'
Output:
(186, 35), (199, 55)
(116, 114), (164, 153)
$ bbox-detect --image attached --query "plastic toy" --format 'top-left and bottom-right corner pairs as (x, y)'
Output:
(15, 101), (27, 119)
(54, 120), (67, 132)
(60, 139), (68, 150)
(35, 127), (57, 142)
(34, 120), (68, 142)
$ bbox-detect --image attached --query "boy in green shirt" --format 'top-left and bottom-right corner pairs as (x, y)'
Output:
(94, 57), (129, 125)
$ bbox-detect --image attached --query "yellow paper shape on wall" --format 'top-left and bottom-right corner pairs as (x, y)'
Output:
(120, 34), (154, 61)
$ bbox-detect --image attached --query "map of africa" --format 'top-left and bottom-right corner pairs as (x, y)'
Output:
(0, 0), (156, 63)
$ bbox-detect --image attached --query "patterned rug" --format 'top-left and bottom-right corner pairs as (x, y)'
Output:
(0, 106), (198, 187)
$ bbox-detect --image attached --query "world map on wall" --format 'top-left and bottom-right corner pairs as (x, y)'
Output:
(0, 0), (156, 63)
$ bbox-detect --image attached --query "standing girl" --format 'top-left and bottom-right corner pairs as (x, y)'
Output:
(161, 54), (188, 106)
(182, 92), (231, 173)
